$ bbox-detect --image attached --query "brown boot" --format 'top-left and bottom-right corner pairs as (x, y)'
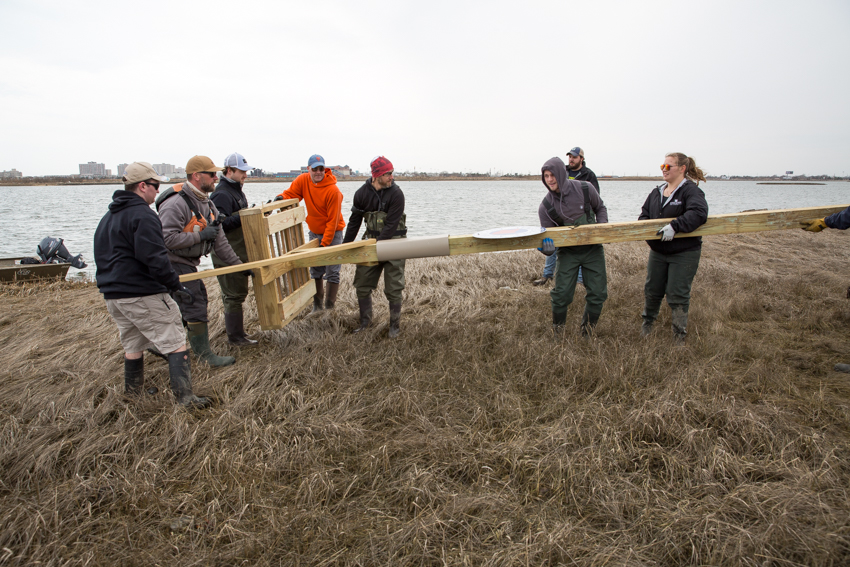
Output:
(353, 296), (372, 333)
(224, 312), (258, 346)
(311, 278), (324, 314)
(324, 282), (339, 310)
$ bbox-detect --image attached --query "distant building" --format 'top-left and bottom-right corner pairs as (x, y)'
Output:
(117, 163), (129, 177)
(153, 163), (177, 175)
(106, 169), (112, 177)
(0, 169), (23, 178)
(329, 165), (352, 177)
(79, 161), (106, 177)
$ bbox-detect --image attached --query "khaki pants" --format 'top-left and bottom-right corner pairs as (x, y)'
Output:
(106, 293), (185, 354)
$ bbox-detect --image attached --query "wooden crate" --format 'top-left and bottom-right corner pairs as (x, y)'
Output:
(240, 199), (316, 330)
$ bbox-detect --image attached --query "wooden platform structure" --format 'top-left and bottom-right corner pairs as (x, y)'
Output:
(238, 199), (318, 330)
(181, 204), (849, 331)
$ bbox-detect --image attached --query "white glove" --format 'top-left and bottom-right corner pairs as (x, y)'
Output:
(657, 224), (675, 241)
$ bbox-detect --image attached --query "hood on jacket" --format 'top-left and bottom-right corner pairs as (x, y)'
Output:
(541, 157), (569, 193)
(108, 189), (148, 213)
(311, 168), (339, 188)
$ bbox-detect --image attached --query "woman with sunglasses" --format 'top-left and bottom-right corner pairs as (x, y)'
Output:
(637, 152), (708, 341)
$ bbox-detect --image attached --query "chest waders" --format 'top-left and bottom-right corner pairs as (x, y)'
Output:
(546, 181), (608, 333)
(363, 210), (407, 240)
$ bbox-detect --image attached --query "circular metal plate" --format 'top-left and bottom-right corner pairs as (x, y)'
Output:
(472, 226), (546, 239)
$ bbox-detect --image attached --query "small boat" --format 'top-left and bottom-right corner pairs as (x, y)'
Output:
(0, 257), (70, 283)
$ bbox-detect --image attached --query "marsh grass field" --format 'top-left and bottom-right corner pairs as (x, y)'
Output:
(1, 230), (850, 566)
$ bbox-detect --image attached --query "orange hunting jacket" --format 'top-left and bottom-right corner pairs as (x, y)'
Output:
(278, 170), (345, 247)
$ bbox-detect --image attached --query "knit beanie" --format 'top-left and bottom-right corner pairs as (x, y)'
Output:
(370, 156), (394, 179)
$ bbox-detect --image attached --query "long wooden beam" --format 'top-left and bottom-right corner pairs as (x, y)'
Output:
(180, 205), (847, 282)
(178, 239), (377, 283)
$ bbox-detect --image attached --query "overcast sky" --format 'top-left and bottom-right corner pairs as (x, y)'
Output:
(2, 0), (848, 177)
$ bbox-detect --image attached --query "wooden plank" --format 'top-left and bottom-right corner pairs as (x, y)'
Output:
(259, 240), (379, 286)
(279, 279), (316, 320)
(256, 198), (300, 215)
(446, 204), (850, 256)
(266, 207), (306, 234)
(240, 204), (282, 329)
(185, 205), (848, 284)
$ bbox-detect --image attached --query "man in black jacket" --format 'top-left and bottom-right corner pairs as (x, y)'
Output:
(210, 152), (258, 346)
(533, 147), (601, 286)
(93, 162), (210, 408)
(343, 156), (406, 338)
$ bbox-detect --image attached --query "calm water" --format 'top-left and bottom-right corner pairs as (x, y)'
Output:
(1, 180), (847, 279)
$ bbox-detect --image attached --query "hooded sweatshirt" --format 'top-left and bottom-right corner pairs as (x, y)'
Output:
(538, 156), (608, 229)
(279, 170), (345, 247)
(93, 190), (182, 299)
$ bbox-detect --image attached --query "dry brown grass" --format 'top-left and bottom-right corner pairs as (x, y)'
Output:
(1, 230), (850, 566)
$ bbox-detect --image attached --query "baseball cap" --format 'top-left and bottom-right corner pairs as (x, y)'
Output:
(186, 155), (224, 175)
(123, 162), (169, 185)
(308, 154), (325, 169)
(223, 152), (256, 172)
(567, 147), (585, 158)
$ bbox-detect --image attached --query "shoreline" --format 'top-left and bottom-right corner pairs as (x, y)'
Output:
(2, 176), (846, 187)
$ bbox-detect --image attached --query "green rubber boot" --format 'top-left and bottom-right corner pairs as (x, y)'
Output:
(187, 322), (235, 367)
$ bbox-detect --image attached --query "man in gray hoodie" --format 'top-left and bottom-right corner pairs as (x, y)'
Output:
(157, 155), (244, 367)
(537, 156), (608, 336)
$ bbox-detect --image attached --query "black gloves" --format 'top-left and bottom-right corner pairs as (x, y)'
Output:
(173, 286), (195, 305)
(198, 223), (221, 241)
(273, 195), (283, 202)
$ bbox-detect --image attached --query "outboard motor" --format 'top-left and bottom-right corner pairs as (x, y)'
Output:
(37, 237), (87, 269)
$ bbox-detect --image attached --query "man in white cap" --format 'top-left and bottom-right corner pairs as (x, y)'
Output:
(210, 152), (258, 346)
(157, 155), (244, 368)
(93, 162), (211, 408)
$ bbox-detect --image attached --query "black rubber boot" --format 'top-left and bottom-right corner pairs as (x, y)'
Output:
(580, 311), (600, 338)
(671, 308), (689, 343)
(353, 296), (373, 333)
(167, 351), (212, 409)
(187, 322), (235, 367)
(324, 282), (339, 310)
(124, 356), (144, 395)
(552, 310), (567, 336)
(388, 302), (402, 339)
(224, 312), (258, 346)
(311, 278), (324, 314)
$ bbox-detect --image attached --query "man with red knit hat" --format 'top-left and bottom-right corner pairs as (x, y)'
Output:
(343, 156), (407, 338)
(275, 154), (345, 312)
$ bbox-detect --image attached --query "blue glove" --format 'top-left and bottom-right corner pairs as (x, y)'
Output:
(657, 224), (675, 242)
(537, 237), (555, 256)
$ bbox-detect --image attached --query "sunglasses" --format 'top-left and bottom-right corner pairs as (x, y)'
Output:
(311, 166), (325, 172)
(201, 171), (218, 176)
(144, 180), (160, 190)
(660, 164), (681, 172)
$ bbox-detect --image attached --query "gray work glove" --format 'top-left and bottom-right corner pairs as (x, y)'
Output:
(173, 286), (195, 305)
(657, 224), (675, 242)
(273, 195), (283, 201)
(537, 237), (555, 256)
(198, 223), (221, 241)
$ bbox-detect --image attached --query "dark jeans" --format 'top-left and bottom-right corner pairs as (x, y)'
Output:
(642, 248), (701, 322)
(551, 244), (607, 318)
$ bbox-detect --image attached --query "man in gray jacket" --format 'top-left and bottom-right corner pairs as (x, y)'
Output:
(157, 155), (244, 367)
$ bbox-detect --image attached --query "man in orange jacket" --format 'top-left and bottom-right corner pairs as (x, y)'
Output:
(275, 154), (345, 312)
